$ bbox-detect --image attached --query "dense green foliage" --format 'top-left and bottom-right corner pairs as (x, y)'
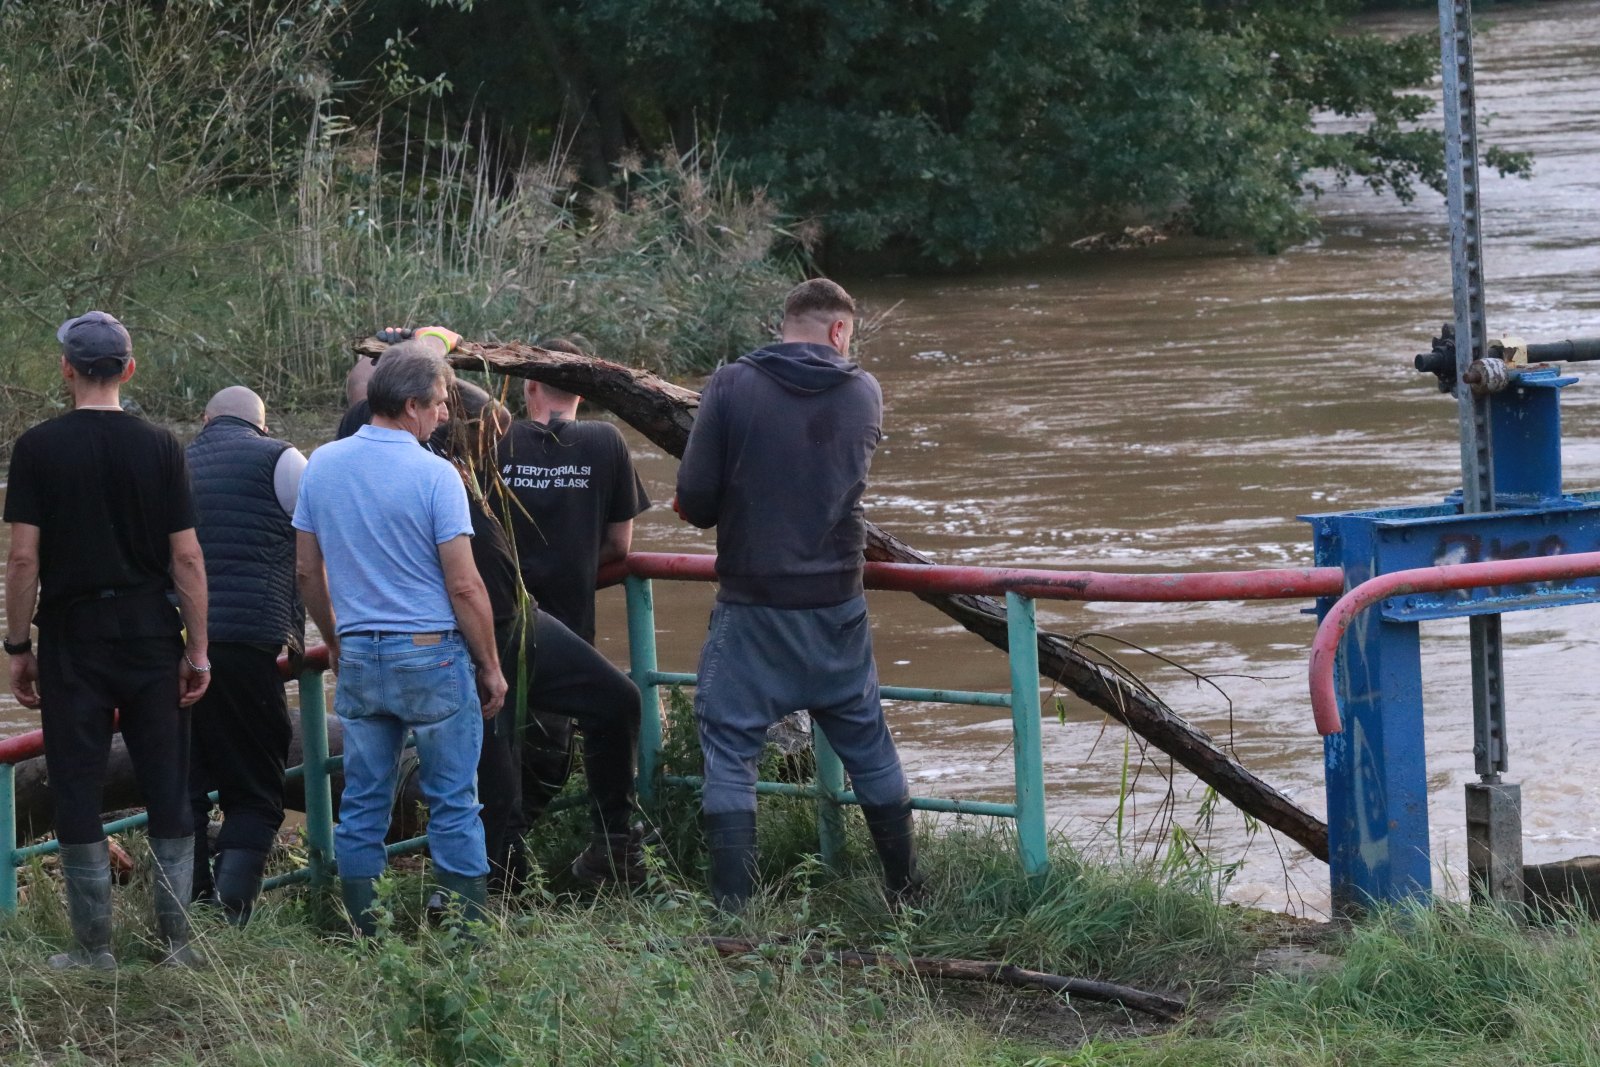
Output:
(0, 0), (794, 445)
(352, 0), (1521, 264)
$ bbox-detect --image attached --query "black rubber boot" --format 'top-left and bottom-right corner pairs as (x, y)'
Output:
(190, 825), (216, 906)
(704, 811), (758, 913)
(861, 799), (924, 909)
(150, 836), (201, 967)
(48, 840), (117, 971)
(339, 876), (380, 939)
(571, 826), (647, 887)
(432, 869), (490, 933)
(213, 848), (270, 928)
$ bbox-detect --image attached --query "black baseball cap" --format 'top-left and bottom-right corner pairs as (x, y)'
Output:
(57, 311), (133, 378)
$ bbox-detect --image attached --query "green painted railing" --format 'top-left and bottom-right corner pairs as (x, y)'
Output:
(622, 567), (1050, 879)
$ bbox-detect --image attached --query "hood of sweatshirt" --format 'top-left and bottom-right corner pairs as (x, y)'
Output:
(737, 342), (861, 396)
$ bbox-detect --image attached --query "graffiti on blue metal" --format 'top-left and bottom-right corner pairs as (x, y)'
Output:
(1304, 502), (1600, 623)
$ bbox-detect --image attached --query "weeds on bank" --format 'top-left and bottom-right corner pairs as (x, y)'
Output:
(1051, 900), (1600, 1067)
(0, 824), (1232, 1065)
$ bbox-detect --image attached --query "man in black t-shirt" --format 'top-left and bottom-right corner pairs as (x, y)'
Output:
(494, 339), (650, 840)
(3, 311), (211, 969)
(428, 379), (644, 889)
(495, 341), (651, 644)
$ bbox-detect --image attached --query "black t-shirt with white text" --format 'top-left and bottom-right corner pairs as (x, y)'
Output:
(495, 419), (649, 642)
(4, 409), (195, 636)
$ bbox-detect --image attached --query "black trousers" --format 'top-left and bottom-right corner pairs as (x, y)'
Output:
(37, 633), (190, 845)
(477, 609), (641, 874)
(189, 643), (291, 881)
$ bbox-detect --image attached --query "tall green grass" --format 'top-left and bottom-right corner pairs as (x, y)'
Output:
(0, 0), (795, 450)
(0, 819), (1250, 1065)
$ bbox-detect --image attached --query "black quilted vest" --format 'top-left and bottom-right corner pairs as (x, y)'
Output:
(186, 416), (299, 649)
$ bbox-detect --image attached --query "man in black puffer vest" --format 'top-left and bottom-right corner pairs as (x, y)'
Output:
(186, 386), (307, 924)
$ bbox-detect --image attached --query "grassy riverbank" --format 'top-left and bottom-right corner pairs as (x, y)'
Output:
(9, 803), (1600, 1065)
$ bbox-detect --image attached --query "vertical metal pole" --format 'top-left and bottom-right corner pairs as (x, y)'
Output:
(1441, 0), (1521, 905)
(812, 721), (847, 868)
(1006, 592), (1049, 880)
(625, 576), (664, 809)
(0, 764), (17, 917)
(299, 669), (336, 902)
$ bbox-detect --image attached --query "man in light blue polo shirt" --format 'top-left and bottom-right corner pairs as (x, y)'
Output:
(293, 331), (507, 936)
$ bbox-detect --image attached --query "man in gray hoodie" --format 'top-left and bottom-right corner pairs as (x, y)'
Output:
(675, 278), (919, 911)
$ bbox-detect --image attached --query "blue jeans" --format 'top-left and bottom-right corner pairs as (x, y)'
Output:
(333, 632), (487, 878)
(694, 597), (909, 816)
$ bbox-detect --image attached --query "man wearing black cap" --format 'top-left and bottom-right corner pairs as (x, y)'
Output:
(4, 311), (212, 969)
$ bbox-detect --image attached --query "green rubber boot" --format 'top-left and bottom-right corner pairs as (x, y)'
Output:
(48, 840), (117, 971)
(339, 876), (380, 939)
(150, 836), (201, 967)
(432, 869), (490, 935)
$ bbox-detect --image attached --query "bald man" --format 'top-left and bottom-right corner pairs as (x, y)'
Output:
(184, 386), (307, 923)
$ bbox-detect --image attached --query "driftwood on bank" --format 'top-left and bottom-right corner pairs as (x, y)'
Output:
(352, 337), (1330, 862)
(687, 935), (1186, 1021)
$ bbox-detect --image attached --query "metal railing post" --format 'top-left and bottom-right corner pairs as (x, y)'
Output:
(625, 576), (664, 808)
(0, 764), (16, 917)
(1006, 592), (1049, 880)
(813, 721), (848, 867)
(299, 669), (336, 902)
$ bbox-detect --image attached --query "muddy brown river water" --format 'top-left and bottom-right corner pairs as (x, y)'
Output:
(4, 1), (1599, 915)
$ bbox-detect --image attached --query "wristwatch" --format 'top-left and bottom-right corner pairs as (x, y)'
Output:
(2, 637), (31, 656)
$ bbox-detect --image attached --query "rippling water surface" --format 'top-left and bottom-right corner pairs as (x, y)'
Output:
(5, 1), (1600, 915)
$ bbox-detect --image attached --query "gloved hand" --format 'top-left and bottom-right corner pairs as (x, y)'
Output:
(415, 325), (463, 353)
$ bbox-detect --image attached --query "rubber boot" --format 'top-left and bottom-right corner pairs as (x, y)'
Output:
(704, 811), (758, 913)
(190, 825), (217, 906)
(48, 840), (117, 971)
(213, 848), (270, 928)
(432, 869), (490, 934)
(339, 876), (379, 939)
(149, 836), (201, 967)
(861, 799), (925, 909)
(570, 825), (647, 887)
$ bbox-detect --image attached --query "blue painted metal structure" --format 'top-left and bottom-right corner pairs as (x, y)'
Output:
(1303, 369), (1600, 912)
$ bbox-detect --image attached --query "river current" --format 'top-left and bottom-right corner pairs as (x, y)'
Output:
(3, 1), (1599, 916)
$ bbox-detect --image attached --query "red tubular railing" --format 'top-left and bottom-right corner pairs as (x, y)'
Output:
(1309, 549), (1600, 735)
(612, 551), (1345, 602)
(0, 554), (1339, 764)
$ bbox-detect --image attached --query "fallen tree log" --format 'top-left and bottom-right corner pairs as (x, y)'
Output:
(687, 935), (1186, 1021)
(8, 714), (350, 842)
(354, 336), (1329, 862)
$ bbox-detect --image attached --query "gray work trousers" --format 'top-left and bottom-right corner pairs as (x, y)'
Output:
(693, 596), (909, 815)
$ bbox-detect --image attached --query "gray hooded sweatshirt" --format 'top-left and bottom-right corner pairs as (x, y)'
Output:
(676, 341), (882, 607)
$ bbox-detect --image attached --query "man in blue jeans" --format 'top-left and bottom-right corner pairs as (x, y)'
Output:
(675, 278), (920, 912)
(293, 330), (507, 935)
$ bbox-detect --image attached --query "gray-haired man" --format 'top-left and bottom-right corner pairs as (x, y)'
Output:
(294, 331), (507, 936)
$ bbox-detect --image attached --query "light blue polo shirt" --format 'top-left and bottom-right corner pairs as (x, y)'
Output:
(292, 425), (473, 634)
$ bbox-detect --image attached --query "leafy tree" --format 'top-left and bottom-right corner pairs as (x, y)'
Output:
(348, 0), (1525, 264)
